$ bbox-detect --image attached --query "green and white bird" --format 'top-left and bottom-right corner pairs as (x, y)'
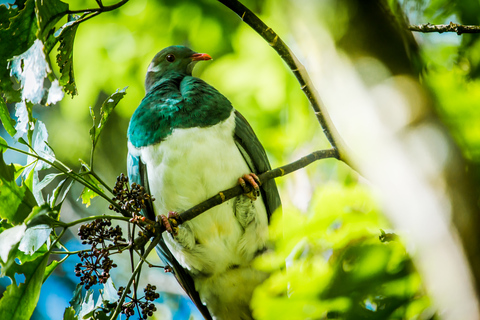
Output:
(127, 45), (281, 320)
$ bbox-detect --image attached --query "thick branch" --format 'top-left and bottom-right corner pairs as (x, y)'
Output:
(408, 22), (480, 35)
(217, 0), (350, 163)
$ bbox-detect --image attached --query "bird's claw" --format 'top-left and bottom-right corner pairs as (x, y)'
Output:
(238, 173), (261, 200)
(160, 211), (179, 236)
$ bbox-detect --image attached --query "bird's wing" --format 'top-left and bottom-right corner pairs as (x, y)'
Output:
(233, 110), (281, 220)
(127, 152), (213, 320)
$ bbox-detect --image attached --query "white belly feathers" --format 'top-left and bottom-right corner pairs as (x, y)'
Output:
(127, 110), (268, 276)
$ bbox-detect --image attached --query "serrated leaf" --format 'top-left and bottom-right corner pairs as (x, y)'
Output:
(35, 0), (69, 53)
(80, 187), (99, 208)
(0, 0), (37, 103)
(91, 87), (127, 147)
(56, 18), (79, 96)
(0, 152), (37, 225)
(0, 251), (50, 320)
(0, 224), (26, 263)
(0, 95), (16, 137)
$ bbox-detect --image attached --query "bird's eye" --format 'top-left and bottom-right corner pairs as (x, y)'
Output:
(166, 54), (176, 62)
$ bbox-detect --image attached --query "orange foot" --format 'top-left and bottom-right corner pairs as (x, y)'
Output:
(238, 173), (261, 200)
(160, 211), (179, 236)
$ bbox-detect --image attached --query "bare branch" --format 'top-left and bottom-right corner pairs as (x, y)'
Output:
(408, 22), (480, 35)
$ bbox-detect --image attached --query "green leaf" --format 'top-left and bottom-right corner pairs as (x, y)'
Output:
(78, 161), (103, 208)
(56, 18), (79, 96)
(0, 95), (16, 137)
(91, 87), (128, 147)
(34, 172), (63, 195)
(63, 306), (78, 320)
(18, 223), (51, 255)
(0, 136), (7, 153)
(0, 224), (26, 263)
(0, 251), (50, 320)
(51, 178), (73, 209)
(0, 0), (37, 103)
(28, 120), (56, 171)
(0, 152), (37, 225)
(43, 259), (60, 283)
(35, 0), (69, 53)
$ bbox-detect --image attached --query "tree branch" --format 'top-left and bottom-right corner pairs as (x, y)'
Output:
(216, 0), (351, 163)
(408, 22), (480, 35)
(175, 148), (337, 226)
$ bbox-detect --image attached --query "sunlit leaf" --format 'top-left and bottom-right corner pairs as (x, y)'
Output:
(0, 224), (26, 263)
(0, 136), (7, 153)
(9, 39), (50, 104)
(78, 288), (95, 319)
(56, 18), (79, 96)
(34, 172), (63, 195)
(0, 152), (37, 225)
(63, 306), (78, 320)
(13, 100), (31, 140)
(46, 79), (65, 105)
(0, 95), (16, 137)
(0, 251), (50, 320)
(78, 160), (103, 207)
(18, 223), (51, 255)
(0, 0), (37, 103)
(16, 205), (58, 256)
(29, 120), (55, 171)
(101, 278), (119, 304)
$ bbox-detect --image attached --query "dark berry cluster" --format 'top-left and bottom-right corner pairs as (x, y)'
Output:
(78, 218), (126, 248)
(117, 284), (160, 319)
(75, 218), (125, 289)
(109, 173), (155, 215)
(74, 249), (117, 289)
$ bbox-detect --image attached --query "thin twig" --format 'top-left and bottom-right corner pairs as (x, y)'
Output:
(110, 236), (160, 320)
(217, 0), (350, 163)
(66, 0), (129, 15)
(0, 143), (129, 216)
(408, 22), (480, 35)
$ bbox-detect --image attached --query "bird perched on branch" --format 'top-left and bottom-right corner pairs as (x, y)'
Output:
(127, 45), (280, 320)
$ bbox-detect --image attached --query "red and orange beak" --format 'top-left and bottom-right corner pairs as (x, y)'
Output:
(191, 53), (212, 61)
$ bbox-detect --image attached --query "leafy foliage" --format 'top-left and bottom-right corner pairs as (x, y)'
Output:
(252, 184), (433, 320)
(0, 0), (479, 319)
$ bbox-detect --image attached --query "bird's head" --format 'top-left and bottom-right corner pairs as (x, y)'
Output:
(145, 45), (212, 92)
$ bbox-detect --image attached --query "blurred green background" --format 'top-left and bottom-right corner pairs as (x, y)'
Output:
(2, 0), (480, 319)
